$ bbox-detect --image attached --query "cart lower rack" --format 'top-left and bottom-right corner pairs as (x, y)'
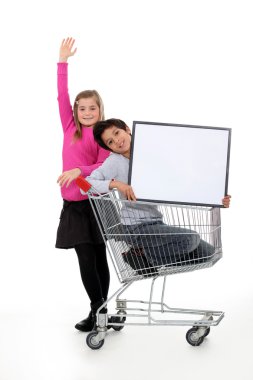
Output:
(76, 177), (224, 350)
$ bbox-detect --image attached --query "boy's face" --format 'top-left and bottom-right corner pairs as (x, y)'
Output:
(101, 125), (132, 158)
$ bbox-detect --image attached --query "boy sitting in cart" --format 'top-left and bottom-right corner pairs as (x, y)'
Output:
(77, 118), (231, 275)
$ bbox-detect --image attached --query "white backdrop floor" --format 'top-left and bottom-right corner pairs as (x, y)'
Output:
(1, 260), (252, 380)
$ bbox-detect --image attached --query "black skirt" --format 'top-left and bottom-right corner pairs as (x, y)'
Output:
(55, 199), (104, 249)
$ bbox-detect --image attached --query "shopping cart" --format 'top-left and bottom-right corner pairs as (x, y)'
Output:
(76, 176), (224, 350)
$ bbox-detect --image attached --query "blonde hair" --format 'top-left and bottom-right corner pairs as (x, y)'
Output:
(73, 90), (105, 140)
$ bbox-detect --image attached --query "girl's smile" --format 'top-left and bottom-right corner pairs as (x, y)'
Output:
(77, 97), (100, 127)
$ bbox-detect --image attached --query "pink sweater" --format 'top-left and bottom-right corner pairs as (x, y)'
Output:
(57, 63), (110, 201)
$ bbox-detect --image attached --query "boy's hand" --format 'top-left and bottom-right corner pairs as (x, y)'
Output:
(222, 194), (231, 208)
(57, 168), (81, 188)
(110, 180), (136, 201)
(59, 37), (77, 62)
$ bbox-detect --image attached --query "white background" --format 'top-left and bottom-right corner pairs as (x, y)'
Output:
(0, 1), (252, 379)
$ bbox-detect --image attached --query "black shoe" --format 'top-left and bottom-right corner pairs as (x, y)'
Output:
(75, 311), (95, 332)
(75, 299), (108, 332)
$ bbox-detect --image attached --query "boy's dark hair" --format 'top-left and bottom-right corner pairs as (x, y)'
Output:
(93, 118), (128, 151)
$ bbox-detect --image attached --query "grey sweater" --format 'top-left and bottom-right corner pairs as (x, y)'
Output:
(85, 153), (162, 225)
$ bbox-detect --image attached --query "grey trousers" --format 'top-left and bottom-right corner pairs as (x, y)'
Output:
(123, 221), (203, 266)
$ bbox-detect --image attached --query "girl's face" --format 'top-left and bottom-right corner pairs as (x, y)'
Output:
(102, 126), (132, 158)
(77, 97), (100, 127)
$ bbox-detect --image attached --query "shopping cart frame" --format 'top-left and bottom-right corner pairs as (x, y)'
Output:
(76, 176), (225, 350)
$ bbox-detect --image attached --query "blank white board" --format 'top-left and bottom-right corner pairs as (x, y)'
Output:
(128, 121), (231, 206)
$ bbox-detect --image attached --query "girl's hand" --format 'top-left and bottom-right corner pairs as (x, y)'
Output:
(110, 180), (136, 201)
(57, 168), (81, 188)
(59, 37), (77, 62)
(222, 194), (231, 208)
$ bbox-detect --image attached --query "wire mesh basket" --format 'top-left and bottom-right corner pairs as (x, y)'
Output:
(89, 189), (222, 283)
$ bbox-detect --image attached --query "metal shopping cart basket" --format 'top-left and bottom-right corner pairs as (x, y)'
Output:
(76, 176), (224, 350)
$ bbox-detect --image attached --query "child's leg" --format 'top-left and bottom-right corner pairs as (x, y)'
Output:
(188, 239), (216, 262)
(75, 243), (104, 304)
(74, 243), (110, 332)
(94, 243), (110, 301)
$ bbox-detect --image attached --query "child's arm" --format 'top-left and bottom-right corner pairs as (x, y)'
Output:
(58, 162), (111, 192)
(57, 38), (77, 132)
(83, 155), (118, 194)
(109, 181), (136, 201)
(75, 154), (136, 199)
(57, 168), (81, 188)
(81, 155), (136, 200)
(77, 145), (110, 177)
(57, 144), (110, 189)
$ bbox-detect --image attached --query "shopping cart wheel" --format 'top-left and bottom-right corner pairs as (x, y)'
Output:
(86, 331), (104, 350)
(203, 327), (210, 337)
(186, 327), (204, 346)
(110, 315), (126, 331)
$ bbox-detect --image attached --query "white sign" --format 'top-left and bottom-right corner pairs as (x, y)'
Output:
(129, 121), (231, 206)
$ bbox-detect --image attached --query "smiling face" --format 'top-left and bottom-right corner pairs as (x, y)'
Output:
(101, 125), (132, 158)
(77, 97), (100, 127)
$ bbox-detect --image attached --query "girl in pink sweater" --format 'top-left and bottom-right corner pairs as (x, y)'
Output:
(56, 38), (110, 332)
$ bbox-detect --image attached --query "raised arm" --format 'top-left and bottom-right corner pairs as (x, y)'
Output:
(57, 38), (77, 132)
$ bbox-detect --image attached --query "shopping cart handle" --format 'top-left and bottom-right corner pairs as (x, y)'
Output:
(75, 176), (92, 193)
